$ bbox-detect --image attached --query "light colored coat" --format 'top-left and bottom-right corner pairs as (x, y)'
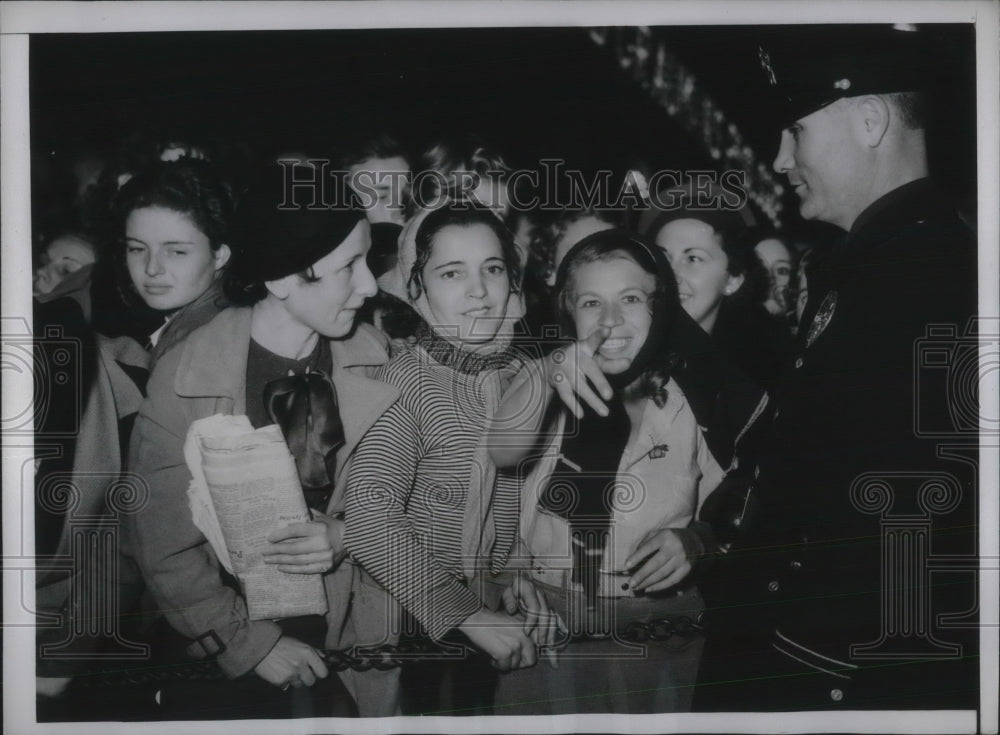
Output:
(126, 307), (399, 701)
(517, 375), (724, 590)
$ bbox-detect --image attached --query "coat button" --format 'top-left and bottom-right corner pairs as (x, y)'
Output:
(790, 560), (802, 570)
(830, 688), (844, 702)
(794, 357), (804, 368)
(767, 580), (780, 592)
(754, 465), (761, 479)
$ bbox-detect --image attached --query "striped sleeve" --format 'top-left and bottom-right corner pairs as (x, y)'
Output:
(344, 401), (483, 641)
(489, 470), (521, 574)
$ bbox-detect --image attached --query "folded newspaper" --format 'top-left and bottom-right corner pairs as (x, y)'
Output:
(185, 414), (328, 620)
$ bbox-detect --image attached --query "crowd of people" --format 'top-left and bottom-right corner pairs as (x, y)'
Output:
(31, 25), (978, 722)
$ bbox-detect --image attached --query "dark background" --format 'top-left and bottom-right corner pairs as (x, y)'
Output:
(29, 24), (977, 238)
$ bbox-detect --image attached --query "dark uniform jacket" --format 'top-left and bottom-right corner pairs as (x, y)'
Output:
(708, 178), (978, 707)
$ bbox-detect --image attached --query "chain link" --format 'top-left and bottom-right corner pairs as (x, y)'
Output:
(69, 614), (703, 689)
(619, 613), (704, 643)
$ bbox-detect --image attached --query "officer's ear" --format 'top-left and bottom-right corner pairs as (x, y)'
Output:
(855, 95), (891, 148)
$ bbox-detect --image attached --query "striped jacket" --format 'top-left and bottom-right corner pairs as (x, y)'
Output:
(344, 339), (520, 641)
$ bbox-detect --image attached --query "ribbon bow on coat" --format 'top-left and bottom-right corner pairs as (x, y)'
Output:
(263, 370), (345, 510)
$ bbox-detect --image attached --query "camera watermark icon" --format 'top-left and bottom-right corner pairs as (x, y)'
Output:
(914, 318), (999, 438)
(848, 471), (973, 660)
(35, 472), (151, 660)
(1, 318), (82, 437)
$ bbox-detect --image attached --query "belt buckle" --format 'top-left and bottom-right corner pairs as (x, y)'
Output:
(597, 568), (635, 598)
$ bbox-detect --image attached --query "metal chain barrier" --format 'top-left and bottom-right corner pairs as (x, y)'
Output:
(619, 613), (705, 643)
(66, 614), (704, 690)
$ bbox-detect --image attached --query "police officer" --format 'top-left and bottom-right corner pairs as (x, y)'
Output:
(694, 26), (978, 711)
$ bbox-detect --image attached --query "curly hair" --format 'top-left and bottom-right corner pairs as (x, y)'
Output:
(528, 207), (622, 286)
(111, 158), (234, 251)
(108, 158), (235, 307)
(410, 135), (512, 215)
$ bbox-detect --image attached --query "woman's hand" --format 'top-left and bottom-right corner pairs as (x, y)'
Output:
(501, 574), (565, 669)
(253, 636), (329, 689)
(545, 326), (630, 419)
(262, 512), (346, 574)
(625, 528), (695, 593)
(457, 608), (537, 672)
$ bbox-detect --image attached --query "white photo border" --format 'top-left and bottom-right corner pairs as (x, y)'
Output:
(2, 2), (997, 733)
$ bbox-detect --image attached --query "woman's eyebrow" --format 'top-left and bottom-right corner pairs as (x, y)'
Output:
(432, 260), (465, 270)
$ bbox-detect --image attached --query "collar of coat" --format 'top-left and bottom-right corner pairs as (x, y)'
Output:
(847, 177), (945, 243)
(174, 306), (391, 399)
(171, 308), (398, 485)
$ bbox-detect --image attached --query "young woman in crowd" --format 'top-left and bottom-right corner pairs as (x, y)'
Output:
(33, 229), (97, 298)
(33, 159), (240, 709)
(488, 229), (726, 714)
(344, 202), (543, 715)
(97, 158), (236, 363)
(748, 227), (797, 323)
(641, 185), (792, 391)
(126, 163), (392, 719)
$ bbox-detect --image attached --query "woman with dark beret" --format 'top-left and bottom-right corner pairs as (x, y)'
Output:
(126, 163), (397, 718)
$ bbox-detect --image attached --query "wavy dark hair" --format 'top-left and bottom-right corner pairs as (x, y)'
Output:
(554, 229), (680, 408)
(407, 203), (522, 302)
(409, 135), (512, 217)
(107, 158), (235, 309)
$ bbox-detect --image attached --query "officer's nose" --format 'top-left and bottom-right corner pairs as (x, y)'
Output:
(773, 129), (795, 174)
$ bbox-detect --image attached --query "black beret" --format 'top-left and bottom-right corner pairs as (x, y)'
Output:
(758, 25), (931, 126)
(230, 161), (367, 283)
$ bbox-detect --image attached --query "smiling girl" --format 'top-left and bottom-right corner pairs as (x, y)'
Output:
(344, 202), (542, 715)
(642, 185), (791, 390)
(488, 229), (724, 714)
